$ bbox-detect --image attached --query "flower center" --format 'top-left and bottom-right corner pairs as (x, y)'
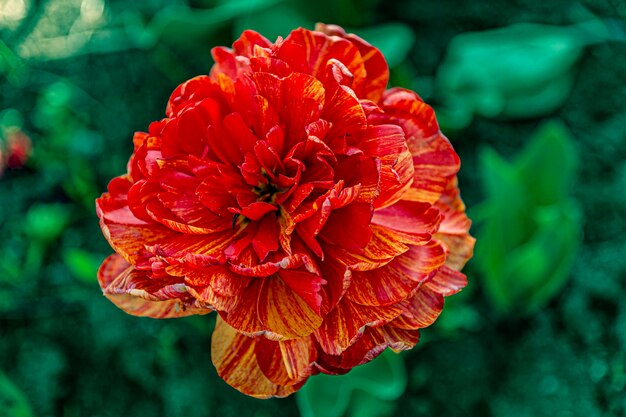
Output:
(253, 181), (281, 204)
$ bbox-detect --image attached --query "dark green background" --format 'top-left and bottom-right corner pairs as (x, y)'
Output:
(1, 1), (625, 416)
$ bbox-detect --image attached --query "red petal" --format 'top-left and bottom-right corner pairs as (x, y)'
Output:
(277, 269), (326, 315)
(423, 265), (468, 296)
(252, 214), (279, 261)
(317, 255), (351, 315)
(434, 177), (475, 270)
(98, 254), (209, 318)
(97, 203), (175, 265)
(166, 75), (217, 118)
(329, 224), (409, 272)
(319, 202), (373, 251)
(346, 263), (417, 307)
(372, 200), (441, 245)
(359, 124), (414, 208)
(184, 264), (250, 311)
(376, 88), (460, 204)
(257, 275), (324, 339)
(236, 202), (278, 221)
(314, 298), (401, 355)
(345, 241), (446, 307)
(253, 72), (325, 149)
(438, 234), (476, 271)
(335, 155), (381, 204)
(392, 286), (444, 330)
(232, 30), (272, 56)
(379, 88), (439, 140)
(211, 317), (305, 398)
(255, 335), (317, 386)
(316, 326), (388, 371)
(276, 28), (366, 92)
(316, 23), (389, 102)
(223, 111), (258, 158)
(219, 278), (265, 335)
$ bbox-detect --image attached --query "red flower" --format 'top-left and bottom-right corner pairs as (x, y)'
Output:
(96, 24), (474, 398)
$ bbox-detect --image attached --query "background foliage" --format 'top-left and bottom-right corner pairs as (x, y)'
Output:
(1, 0), (625, 416)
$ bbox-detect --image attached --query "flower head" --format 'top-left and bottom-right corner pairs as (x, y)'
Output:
(96, 23), (474, 398)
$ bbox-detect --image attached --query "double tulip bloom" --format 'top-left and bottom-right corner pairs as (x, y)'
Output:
(96, 24), (474, 398)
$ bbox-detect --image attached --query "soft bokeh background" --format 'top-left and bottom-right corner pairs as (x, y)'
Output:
(1, 0), (625, 416)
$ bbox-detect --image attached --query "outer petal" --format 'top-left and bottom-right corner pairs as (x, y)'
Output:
(257, 275), (324, 339)
(316, 326), (388, 372)
(219, 273), (324, 340)
(345, 241), (446, 307)
(328, 224), (410, 272)
(376, 88), (460, 204)
(434, 177), (476, 270)
(316, 23), (389, 102)
(359, 124), (414, 209)
(97, 177), (235, 264)
(314, 297), (402, 355)
(371, 200), (441, 245)
(276, 27), (367, 93)
(255, 335), (317, 387)
(211, 317), (306, 398)
(98, 254), (210, 318)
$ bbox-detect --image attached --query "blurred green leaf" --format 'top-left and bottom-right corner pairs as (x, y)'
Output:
(25, 203), (71, 242)
(0, 109), (24, 131)
(63, 248), (102, 284)
(233, 1), (310, 41)
(515, 120), (578, 206)
(435, 19), (619, 128)
(0, 373), (33, 417)
(475, 120), (582, 315)
(137, 0), (286, 48)
(296, 350), (406, 417)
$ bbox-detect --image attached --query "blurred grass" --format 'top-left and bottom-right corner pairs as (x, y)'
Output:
(1, 0), (625, 416)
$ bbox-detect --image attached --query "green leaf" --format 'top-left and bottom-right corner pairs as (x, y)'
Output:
(139, 0), (286, 49)
(515, 120), (577, 206)
(233, 1), (310, 42)
(296, 350), (407, 417)
(63, 248), (103, 284)
(434, 20), (615, 122)
(0, 373), (33, 417)
(475, 121), (582, 315)
(24, 203), (71, 242)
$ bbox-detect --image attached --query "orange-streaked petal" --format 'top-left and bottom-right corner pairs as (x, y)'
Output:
(276, 27), (366, 93)
(255, 335), (317, 386)
(329, 224), (410, 272)
(360, 124), (414, 209)
(346, 241), (446, 307)
(375, 88), (460, 204)
(218, 278), (266, 336)
(434, 177), (475, 270)
(211, 317), (305, 398)
(314, 297), (402, 355)
(257, 275), (324, 340)
(391, 286), (444, 330)
(315, 23), (389, 102)
(316, 325), (388, 372)
(422, 264), (468, 296)
(372, 200), (441, 245)
(98, 254), (210, 318)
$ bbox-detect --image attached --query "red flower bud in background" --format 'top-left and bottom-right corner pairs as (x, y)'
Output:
(96, 24), (474, 398)
(4, 128), (32, 170)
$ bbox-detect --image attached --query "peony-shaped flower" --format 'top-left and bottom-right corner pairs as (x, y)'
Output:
(96, 24), (474, 398)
